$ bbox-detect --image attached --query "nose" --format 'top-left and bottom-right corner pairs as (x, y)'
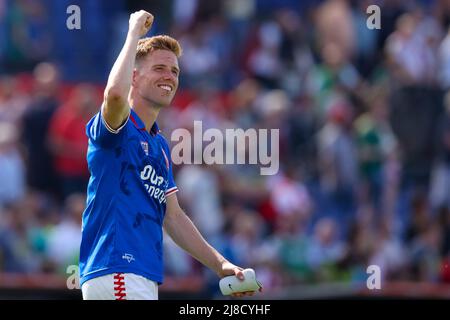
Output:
(163, 71), (176, 82)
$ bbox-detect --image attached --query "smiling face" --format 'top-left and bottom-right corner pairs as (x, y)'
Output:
(133, 49), (180, 108)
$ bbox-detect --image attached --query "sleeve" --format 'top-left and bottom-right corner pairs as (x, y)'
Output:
(162, 140), (178, 197)
(86, 108), (130, 148)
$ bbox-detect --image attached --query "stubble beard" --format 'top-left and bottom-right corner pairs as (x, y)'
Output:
(138, 87), (171, 109)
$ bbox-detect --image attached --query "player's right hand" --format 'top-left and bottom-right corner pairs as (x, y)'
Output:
(129, 10), (153, 37)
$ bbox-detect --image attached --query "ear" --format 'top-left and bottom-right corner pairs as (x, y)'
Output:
(131, 68), (138, 88)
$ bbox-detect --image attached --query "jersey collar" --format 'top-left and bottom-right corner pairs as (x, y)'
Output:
(130, 109), (160, 136)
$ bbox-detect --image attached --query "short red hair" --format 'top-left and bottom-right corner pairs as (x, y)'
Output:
(135, 35), (182, 63)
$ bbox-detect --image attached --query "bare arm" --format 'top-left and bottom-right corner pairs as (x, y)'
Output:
(164, 193), (229, 277)
(164, 194), (259, 297)
(102, 10), (153, 130)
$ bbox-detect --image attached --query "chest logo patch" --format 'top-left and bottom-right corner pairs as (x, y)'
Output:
(140, 141), (149, 156)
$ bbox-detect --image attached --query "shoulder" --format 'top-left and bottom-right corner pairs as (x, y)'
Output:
(86, 110), (130, 148)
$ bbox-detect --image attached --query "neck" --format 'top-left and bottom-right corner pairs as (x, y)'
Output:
(128, 91), (161, 131)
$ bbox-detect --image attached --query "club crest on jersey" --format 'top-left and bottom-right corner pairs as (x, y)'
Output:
(140, 141), (149, 156)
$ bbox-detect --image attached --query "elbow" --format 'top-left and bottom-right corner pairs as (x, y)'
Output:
(164, 208), (183, 229)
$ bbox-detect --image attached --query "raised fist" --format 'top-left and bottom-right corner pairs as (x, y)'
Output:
(129, 10), (153, 37)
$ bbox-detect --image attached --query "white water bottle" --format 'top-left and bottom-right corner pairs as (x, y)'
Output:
(219, 268), (262, 295)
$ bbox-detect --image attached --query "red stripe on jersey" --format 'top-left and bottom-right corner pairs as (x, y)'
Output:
(161, 148), (169, 170)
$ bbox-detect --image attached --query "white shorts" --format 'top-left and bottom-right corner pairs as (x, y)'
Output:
(81, 273), (158, 300)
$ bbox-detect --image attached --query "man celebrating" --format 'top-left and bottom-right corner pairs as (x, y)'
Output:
(79, 10), (259, 300)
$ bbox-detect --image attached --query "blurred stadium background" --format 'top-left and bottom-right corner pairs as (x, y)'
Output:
(1, 0), (450, 299)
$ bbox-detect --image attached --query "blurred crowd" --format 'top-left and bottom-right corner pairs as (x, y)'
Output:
(2, 0), (450, 297)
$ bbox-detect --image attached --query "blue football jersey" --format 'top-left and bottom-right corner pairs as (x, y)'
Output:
(79, 109), (178, 286)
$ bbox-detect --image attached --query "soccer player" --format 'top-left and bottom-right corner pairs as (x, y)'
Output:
(79, 10), (260, 300)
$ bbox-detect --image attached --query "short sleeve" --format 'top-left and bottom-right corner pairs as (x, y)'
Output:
(86, 109), (129, 148)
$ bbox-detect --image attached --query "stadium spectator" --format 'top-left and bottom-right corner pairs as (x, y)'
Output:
(47, 83), (98, 198)
(20, 62), (60, 196)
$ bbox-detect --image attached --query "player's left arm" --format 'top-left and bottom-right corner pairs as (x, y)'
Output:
(163, 193), (256, 297)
